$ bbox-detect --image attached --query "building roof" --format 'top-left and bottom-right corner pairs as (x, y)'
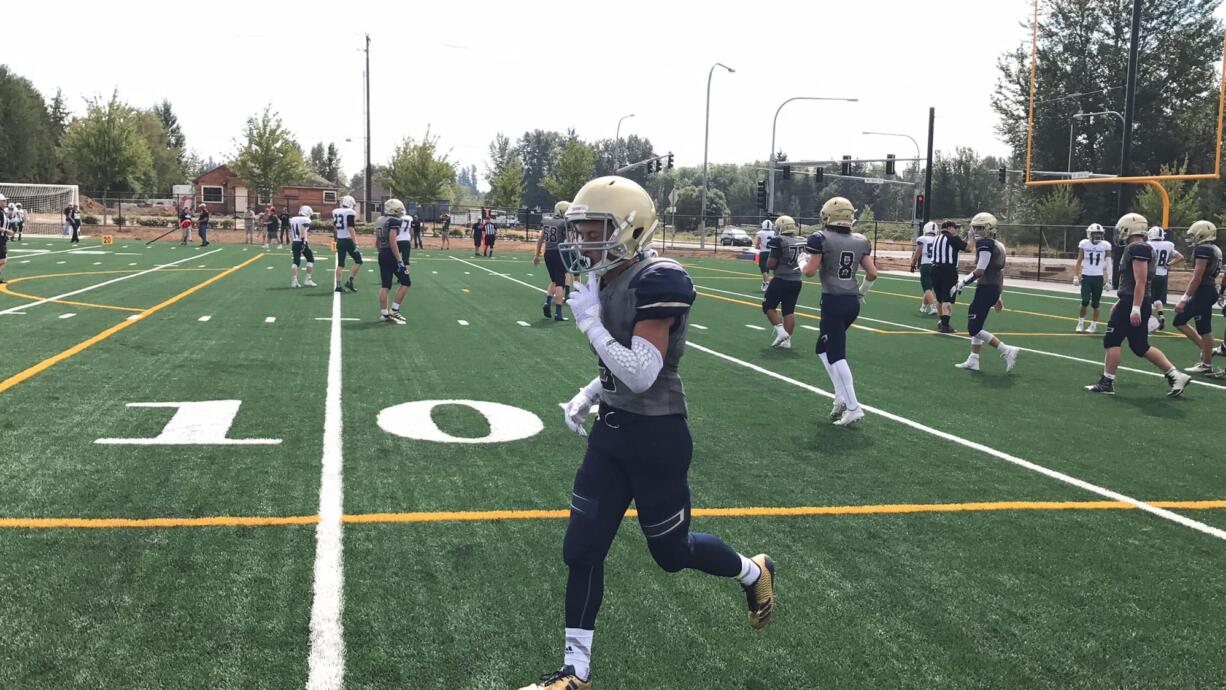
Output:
(287, 173), (338, 189)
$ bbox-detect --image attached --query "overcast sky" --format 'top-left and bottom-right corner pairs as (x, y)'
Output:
(8, 0), (1222, 187)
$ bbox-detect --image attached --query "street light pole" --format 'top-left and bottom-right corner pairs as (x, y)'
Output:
(616, 113), (635, 167)
(862, 130), (923, 235)
(768, 96), (858, 213)
(700, 62), (734, 249)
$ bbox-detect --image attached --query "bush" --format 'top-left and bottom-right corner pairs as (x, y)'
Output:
(139, 217), (168, 227)
(218, 220), (234, 229)
(114, 216), (127, 226)
(82, 215), (99, 225)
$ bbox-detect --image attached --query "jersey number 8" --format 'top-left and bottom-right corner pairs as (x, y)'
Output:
(838, 251), (855, 279)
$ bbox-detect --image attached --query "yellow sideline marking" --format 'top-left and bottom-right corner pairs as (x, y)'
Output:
(2, 500), (1224, 529)
(0, 268), (224, 313)
(0, 255), (265, 395)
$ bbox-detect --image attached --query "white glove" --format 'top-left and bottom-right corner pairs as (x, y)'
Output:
(950, 280), (964, 298)
(563, 387), (598, 437)
(567, 277), (602, 334)
(1072, 275), (1081, 287)
(1217, 288), (1226, 308)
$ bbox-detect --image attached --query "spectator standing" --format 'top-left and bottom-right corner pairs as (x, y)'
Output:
(197, 204), (211, 247)
(262, 206), (280, 250)
(63, 203), (73, 237)
(472, 216), (483, 256)
(411, 214), (424, 249)
(70, 205), (82, 244)
(244, 208), (256, 244)
(279, 207), (291, 246)
(178, 207), (193, 245)
(440, 213), (451, 249)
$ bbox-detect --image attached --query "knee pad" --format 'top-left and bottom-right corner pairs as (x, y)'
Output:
(1128, 337), (1150, 358)
(642, 507), (689, 573)
(761, 303), (771, 315)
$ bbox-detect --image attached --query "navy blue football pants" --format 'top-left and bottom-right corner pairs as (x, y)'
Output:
(563, 406), (742, 630)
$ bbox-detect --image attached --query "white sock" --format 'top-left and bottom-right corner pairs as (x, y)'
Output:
(1103, 371), (1115, 381)
(819, 353), (845, 401)
(1077, 318), (1085, 326)
(773, 323), (786, 336)
(381, 309), (389, 316)
(564, 628), (594, 680)
(966, 351), (980, 363)
(831, 359), (860, 411)
(391, 302), (400, 311)
(736, 554), (762, 586)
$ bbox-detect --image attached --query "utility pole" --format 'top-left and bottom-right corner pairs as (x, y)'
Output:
(923, 107), (935, 225)
(1116, 0), (1142, 217)
(364, 34), (372, 223)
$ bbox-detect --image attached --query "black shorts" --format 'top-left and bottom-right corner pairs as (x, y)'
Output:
(378, 251), (411, 289)
(336, 237), (363, 267)
(932, 266), (959, 304)
(485, 235), (497, 248)
(0, 245), (7, 260)
(762, 279), (802, 316)
(1103, 297), (1152, 357)
(815, 294), (860, 364)
(759, 250), (772, 273)
(1173, 287), (1216, 335)
(544, 248), (568, 285)
(266, 225), (278, 238)
(291, 240), (314, 266)
(473, 233), (483, 246)
(967, 284), (1001, 338)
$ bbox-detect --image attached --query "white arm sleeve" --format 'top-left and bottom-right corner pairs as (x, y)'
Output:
(586, 324), (664, 394)
(579, 376), (603, 403)
(976, 250), (992, 270)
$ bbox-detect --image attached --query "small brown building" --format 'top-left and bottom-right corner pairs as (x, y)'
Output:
(193, 165), (341, 215)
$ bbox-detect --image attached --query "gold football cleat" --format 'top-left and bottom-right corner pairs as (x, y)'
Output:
(744, 553), (776, 630)
(519, 666), (592, 690)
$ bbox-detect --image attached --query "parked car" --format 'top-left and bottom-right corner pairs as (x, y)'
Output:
(719, 227), (752, 246)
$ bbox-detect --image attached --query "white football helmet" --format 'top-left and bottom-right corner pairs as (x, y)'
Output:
(560, 176), (658, 274)
(1086, 223), (1105, 241)
(1146, 226), (1165, 242)
(298, 205), (314, 218)
(922, 221), (938, 236)
(384, 198), (406, 218)
(340, 195), (356, 209)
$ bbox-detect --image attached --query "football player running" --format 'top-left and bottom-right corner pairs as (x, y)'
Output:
(1173, 220), (1224, 377)
(374, 199), (411, 324)
(762, 215), (805, 349)
(0, 219), (12, 283)
(523, 176), (774, 690)
(534, 200), (572, 321)
(1073, 223), (1112, 333)
(1085, 213), (1191, 396)
(911, 221), (939, 314)
(332, 195), (362, 293)
(289, 206), (317, 288)
(951, 213), (1021, 373)
(802, 196), (878, 427)
(1147, 226), (1182, 331)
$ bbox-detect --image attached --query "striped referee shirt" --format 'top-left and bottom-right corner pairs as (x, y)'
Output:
(932, 231), (968, 266)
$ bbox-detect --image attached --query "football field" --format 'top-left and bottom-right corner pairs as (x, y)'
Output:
(1, 239), (1224, 689)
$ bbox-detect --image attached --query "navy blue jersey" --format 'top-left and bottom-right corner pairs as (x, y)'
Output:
(975, 237), (1007, 287)
(1117, 241), (1154, 302)
(1191, 243), (1223, 289)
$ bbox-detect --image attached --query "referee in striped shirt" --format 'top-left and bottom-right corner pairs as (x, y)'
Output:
(932, 219), (969, 333)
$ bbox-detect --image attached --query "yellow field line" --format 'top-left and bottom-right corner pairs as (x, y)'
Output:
(0, 254), (265, 396)
(3, 499), (1224, 529)
(0, 268), (225, 313)
(696, 290), (890, 334)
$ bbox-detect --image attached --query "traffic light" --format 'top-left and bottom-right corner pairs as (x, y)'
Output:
(841, 155), (852, 176)
(998, 166), (1007, 184)
(782, 165), (791, 180)
(814, 167), (824, 184)
(757, 181), (767, 210)
(914, 193), (925, 219)
(885, 154), (896, 176)
(667, 152), (674, 169)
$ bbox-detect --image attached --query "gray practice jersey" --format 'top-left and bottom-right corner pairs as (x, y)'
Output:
(596, 257), (694, 417)
(805, 230), (872, 295)
(767, 234), (807, 281)
(542, 217), (567, 249)
(1117, 241), (1155, 302)
(975, 237), (1007, 287)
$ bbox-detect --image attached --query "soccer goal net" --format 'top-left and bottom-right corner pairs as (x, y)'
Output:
(0, 183), (79, 219)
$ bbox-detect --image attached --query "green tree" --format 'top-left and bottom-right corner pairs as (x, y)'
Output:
(1136, 161), (1202, 228)
(673, 184), (729, 232)
(308, 142), (344, 185)
(153, 100), (186, 154)
(47, 89), (70, 145)
(489, 157), (524, 209)
(134, 109), (187, 195)
(231, 106), (307, 201)
(541, 137), (596, 202)
(1035, 186), (1083, 226)
(517, 129), (565, 208)
(0, 67), (58, 182)
(379, 129), (457, 203)
(58, 90), (153, 193)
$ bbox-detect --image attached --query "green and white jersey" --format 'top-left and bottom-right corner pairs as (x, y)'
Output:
(396, 215), (413, 242)
(332, 208), (356, 239)
(289, 216), (312, 242)
(1078, 238), (1110, 277)
(914, 234), (936, 265)
(1149, 239), (1176, 277)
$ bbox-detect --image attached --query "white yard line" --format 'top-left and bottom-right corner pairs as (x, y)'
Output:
(198, 315), (211, 322)
(265, 317), (277, 324)
(458, 320), (470, 326)
(745, 324), (766, 331)
(58, 313), (76, 319)
(307, 289), (347, 689)
(0, 248), (223, 316)
(517, 320), (530, 327)
(467, 255), (1226, 543)
(690, 324), (709, 330)
(694, 284), (1226, 393)
(10, 244), (105, 260)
